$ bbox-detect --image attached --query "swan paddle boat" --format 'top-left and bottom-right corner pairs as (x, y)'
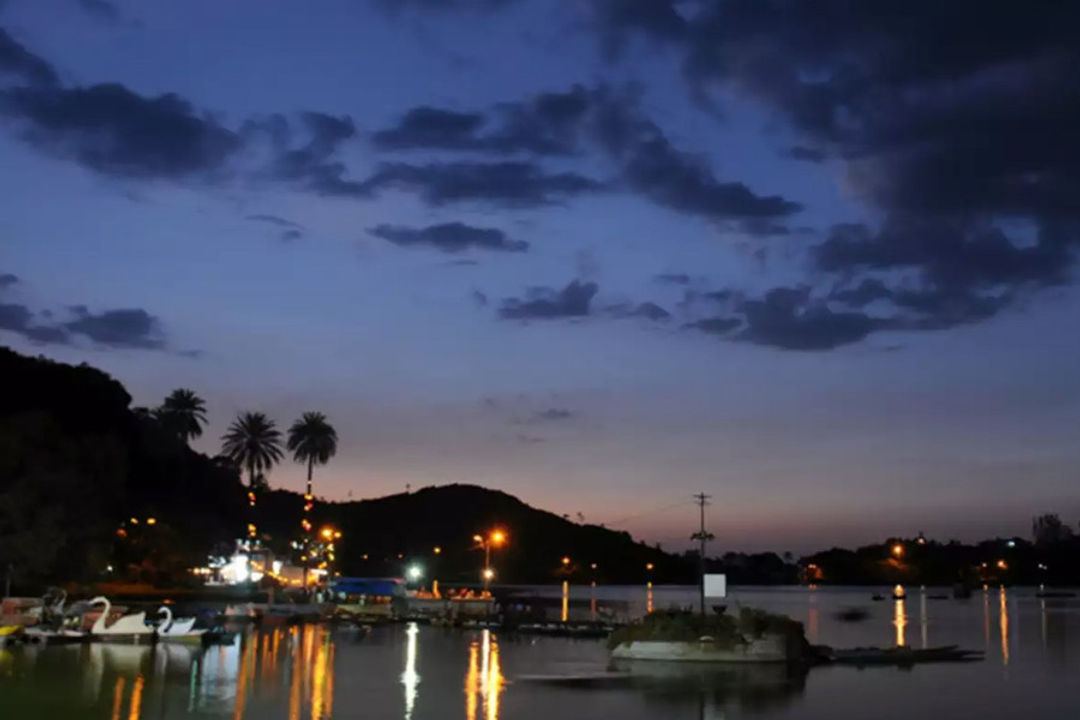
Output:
(87, 596), (154, 642)
(155, 606), (205, 642)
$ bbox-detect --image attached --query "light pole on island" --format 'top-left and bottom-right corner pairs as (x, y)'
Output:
(691, 492), (714, 618)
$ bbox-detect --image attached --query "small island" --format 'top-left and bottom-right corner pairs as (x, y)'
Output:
(608, 608), (807, 663)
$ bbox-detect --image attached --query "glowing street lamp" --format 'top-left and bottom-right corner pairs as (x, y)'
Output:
(561, 556), (571, 567)
(475, 529), (508, 591)
(892, 544), (904, 558)
(407, 565), (423, 582)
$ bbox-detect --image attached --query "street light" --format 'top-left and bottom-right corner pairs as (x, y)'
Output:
(407, 565), (423, 582)
(475, 529), (508, 591)
(892, 544), (904, 558)
(561, 556), (571, 567)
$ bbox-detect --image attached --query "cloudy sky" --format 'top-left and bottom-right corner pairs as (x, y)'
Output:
(2, 0), (1079, 552)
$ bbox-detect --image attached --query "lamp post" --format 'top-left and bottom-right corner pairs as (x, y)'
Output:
(474, 529), (507, 591)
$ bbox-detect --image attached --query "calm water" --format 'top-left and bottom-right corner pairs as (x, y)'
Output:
(2, 586), (1078, 719)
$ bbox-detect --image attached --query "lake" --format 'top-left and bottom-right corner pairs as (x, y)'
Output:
(2, 585), (1077, 719)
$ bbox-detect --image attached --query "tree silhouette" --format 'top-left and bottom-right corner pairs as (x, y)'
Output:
(157, 388), (207, 443)
(221, 412), (283, 539)
(287, 412), (338, 567)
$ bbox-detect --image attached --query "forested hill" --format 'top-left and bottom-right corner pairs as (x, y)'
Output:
(0, 347), (685, 589)
(0, 347), (245, 590)
(258, 483), (679, 584)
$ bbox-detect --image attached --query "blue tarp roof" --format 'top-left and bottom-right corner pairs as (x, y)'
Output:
(330, 577), (406, 597)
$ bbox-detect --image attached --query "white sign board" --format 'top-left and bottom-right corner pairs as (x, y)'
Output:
(703, 573), (727, 599)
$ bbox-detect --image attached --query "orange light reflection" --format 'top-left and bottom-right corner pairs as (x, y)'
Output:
(893, 599), (907, 647)
(127, 675), (144, 720)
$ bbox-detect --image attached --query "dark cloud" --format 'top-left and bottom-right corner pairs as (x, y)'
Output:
(246, 214), (303, 229)
(736, 286), (881, 351)
(627, 301), (671, 321)
(0, 301), (73, 345)
(76, 0), (120, 21)
(371, 86), (801, 228)
(829, 278), (892, 308)
(787, 146), (826, 163)
(64, 307), (165, 349)
(589, 0), (687, 54)
(369, 222), (528, 253)
(360, 161), (601, 207)
(0, 272), (18, 289)
(0, 27), (59, 87)
(280, 229), (303, 242)
(590, 89), (801, 228)
(372, 107), (488, 152)
(1, 83), (241, 178)
(499, 280), (598, 320)
(608, 300), (671, 321)
(530, 408), (575, 423)
(374, 88), (589, 156)
(817, 218), (1074, 328)
(270, 112), (356, 180)
(687, 316), (741, 335)
(653, 272), (690, 285)
(593, 0), (1080, 333)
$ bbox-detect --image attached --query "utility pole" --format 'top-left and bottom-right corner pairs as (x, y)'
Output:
(690, 493), (714, 617)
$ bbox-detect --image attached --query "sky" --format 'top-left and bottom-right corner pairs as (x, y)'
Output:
(2, 0), (1079, 553)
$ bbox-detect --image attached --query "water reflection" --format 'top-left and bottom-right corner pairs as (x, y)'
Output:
(919, 591), (928, 649)
(999, 588), (1010, 667)
(128, 675), (144, 720)
(561, 581), (569, 623)
(646, 582), (654, 614)
(609, 660), (808, 716)
(464, 630), (504, 720)
(893, 598), (907, 647)
(402, 623), (420, 719)
(110, 676), (125, 720)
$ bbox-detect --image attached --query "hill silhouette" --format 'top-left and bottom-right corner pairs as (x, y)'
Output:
(259, 483), (678, 584)
(0, 346), (684, 590)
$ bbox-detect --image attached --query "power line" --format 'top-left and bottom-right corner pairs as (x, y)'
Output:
(690, 492), (714, 617)
(602, 499), (695, 529)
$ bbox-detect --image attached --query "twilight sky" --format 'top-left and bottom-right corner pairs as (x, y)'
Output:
(2, 0), (1079, 552)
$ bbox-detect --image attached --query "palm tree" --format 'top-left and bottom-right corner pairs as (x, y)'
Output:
(221, 412), (283, 539)
(157, 388), (208, 443)
(287, 412), (338, 557)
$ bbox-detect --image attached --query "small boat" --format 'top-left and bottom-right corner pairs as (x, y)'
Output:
(0, 625), (23, 645)
(871, 594), (886, 601)
(835, 607), (870, 622)
(155, 606), (205, 642)
(88, 596), (153, 642)
(23, 627), (89, 644)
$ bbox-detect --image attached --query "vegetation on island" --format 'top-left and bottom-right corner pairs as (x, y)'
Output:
(607, 608), (805, 651)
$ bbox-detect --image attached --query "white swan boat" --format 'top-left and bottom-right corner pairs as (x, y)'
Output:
(155, 606), (204, 641)
(87, 596), (153, 642)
